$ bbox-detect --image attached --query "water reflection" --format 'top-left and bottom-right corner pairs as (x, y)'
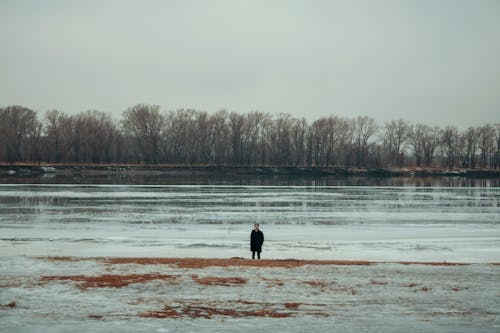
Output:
(1, 185), (498, 227)
(0, 173), (499, 187)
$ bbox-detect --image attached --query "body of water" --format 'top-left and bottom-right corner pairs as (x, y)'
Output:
(0, 184), (498, 262)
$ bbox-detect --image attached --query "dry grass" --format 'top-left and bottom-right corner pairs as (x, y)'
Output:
(40, 273), (178, 290)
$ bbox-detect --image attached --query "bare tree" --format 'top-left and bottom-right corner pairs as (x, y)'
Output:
(421, 126), (440, 167)
(409, 124), (441, 167)
(382, 119), (410, 167)
(228, 112), (246, 165)
(83, 111), (120, 163)
(495, 123), (500, 170)
(122, 104), (165, 163)
(478, 124), (496, 168)
(409, 124), (424, 167)
(209, 110), (230, 165)
(352, 116), (378, 167)
(440, 126), (460, 168)
(310, 116), (352, 167)
(242, 111), (271, 165)
(0, 105), (41, 162)
(461, 127), (479, 168)
(1, 103), (498, 171)
(310, 118), (327, 166)
(44, 110), (74, 162)
(290, 118), (308, 166)
(193, 111), (212, 164)
(269, 114), (294, 166)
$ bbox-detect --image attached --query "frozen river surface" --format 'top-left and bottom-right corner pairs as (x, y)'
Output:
(0, 184), (498, 262)
(1, 184), (499, 332)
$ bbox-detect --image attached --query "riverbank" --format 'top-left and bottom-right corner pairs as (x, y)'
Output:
(1, 256), (498, 332)
(1, 163), (499, 179)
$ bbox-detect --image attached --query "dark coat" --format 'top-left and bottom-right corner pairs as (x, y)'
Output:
(250, 230), (264, 252)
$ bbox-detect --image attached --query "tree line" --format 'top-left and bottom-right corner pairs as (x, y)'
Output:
(0, 104), (499, 169)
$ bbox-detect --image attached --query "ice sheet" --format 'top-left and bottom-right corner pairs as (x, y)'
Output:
(1, 257), (499, 333)
(0, 185), (499, 262)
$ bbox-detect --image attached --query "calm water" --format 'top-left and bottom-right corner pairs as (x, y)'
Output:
(0, 184), (499, 262)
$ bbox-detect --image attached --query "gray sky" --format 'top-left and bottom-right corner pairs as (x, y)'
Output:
(1, 0), (499, 127)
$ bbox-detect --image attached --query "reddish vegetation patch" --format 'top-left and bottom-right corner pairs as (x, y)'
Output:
(421, 286), (431, 292)
(245, 310), (292, 318)
(40, 273), (177, 290)
(405, 283), (419, 288)
(301, 280), (358, 295)
(139, 300), (331, 319)
(284, 302), (302, 309)
(192, 276), (247, 286)
(238, 300), (260, 305)
(142, 306), (179, 318)
(140, 304), (294, 319)
(306, 311), (331, 317)
(40, 256), (481, 268)
(39, 256), (84, 262)
(104, 257), (374, 268)
(2, 301), (17, 308)
(88, 315), (103, 319)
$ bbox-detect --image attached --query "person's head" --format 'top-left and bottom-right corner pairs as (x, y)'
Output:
(254, 223), (259, 231)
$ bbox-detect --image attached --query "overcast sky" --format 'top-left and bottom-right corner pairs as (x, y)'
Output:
(1, 0), (499, 127)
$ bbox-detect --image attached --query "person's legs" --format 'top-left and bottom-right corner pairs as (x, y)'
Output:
(257, 251), (260, 259)
(252, 251), (255, 259)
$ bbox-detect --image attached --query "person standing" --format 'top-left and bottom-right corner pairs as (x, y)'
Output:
(250, 223), (264, 259)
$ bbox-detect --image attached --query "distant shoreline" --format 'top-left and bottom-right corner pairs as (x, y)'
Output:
(1, 163), (499, 178)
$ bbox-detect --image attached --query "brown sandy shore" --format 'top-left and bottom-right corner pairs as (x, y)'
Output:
(40, 256), (497, 267)
(2, 255), (500, 332)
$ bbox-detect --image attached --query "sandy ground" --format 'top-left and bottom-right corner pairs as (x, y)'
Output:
(1, 257), (499, 332)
